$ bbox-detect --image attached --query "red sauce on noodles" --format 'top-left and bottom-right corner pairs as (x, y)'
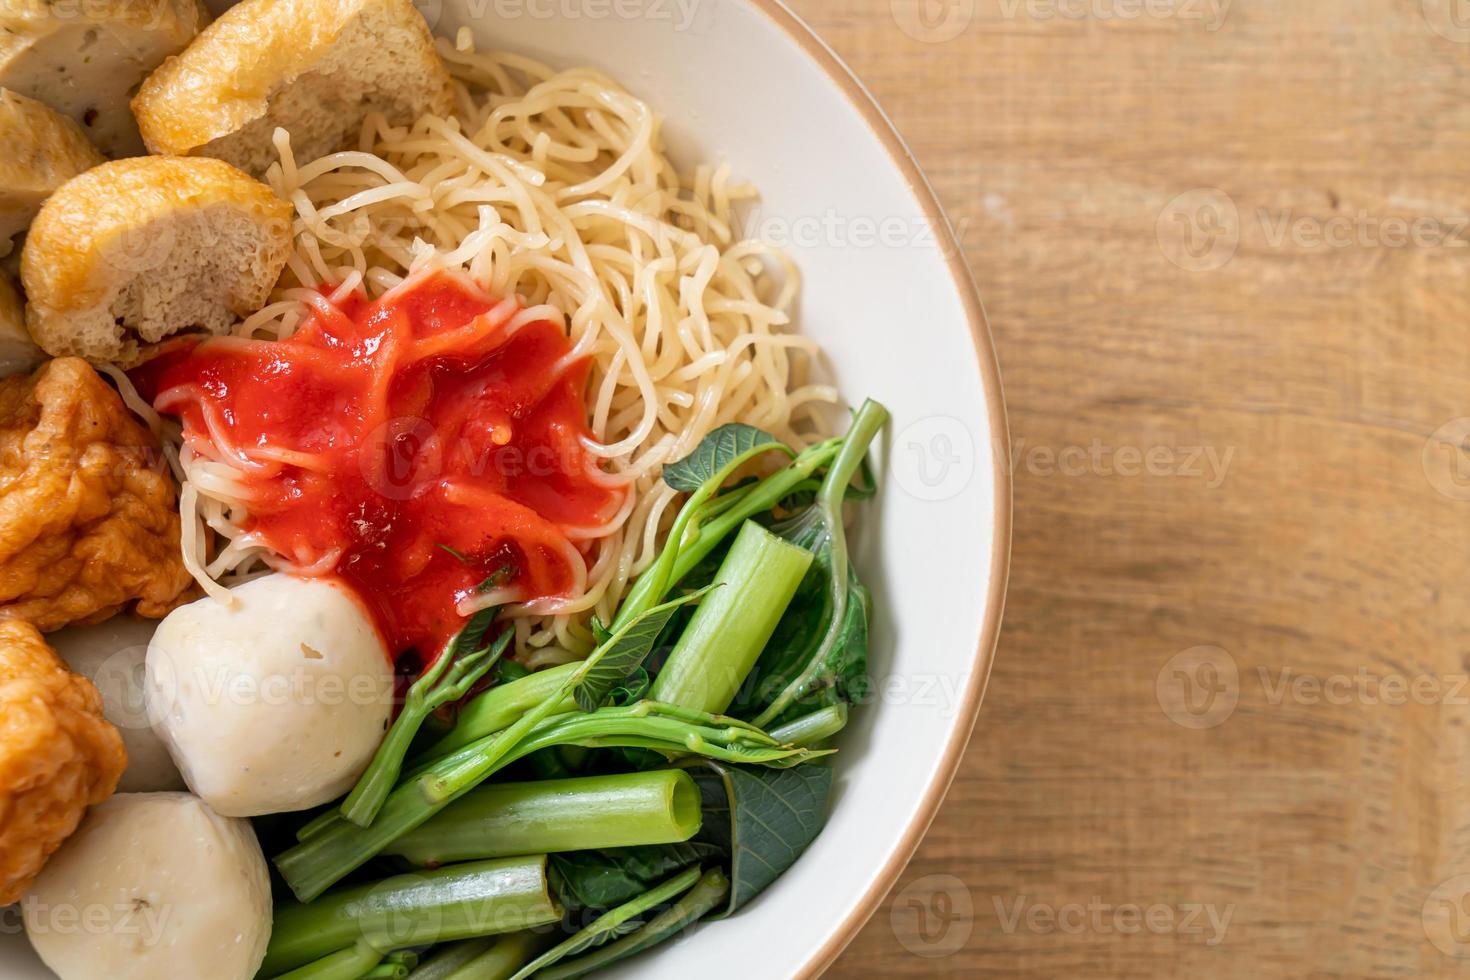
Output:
(135, 271), (627, 665)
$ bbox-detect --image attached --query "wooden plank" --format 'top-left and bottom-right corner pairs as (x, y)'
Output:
(785, 1), (1470, 975)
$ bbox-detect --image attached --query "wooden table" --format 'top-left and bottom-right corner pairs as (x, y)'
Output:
(782, 1), (1470, 975)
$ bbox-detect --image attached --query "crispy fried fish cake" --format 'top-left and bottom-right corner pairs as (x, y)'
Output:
(0, 357), (194, 631)
(0, 620), (125, 904)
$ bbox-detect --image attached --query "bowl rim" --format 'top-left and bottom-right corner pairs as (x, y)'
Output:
(738, 2), (1013, 975)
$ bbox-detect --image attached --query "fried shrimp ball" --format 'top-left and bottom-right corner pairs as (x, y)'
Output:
(0, 620), (125, 905)
(0, 358), (194, 631)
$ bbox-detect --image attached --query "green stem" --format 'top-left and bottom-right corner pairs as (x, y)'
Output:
(767, 703), (849, 747)
(612, 439), (839, 631)
(269, 941), (386, 980)
(419, 663), (581, 761)
(650, 521), (813, 713)
(752, 400), (887, 728)
(359, 964), (410, 980)
(410, 932), (542, 980)
(404, 939), (496, 980)
(344, 631), (511, 827)
(666, 439), (840, 588)
(275, 703), (822, 902)
(507, 868), (702, 980)
(261, 856), (561, 977)
(534, 868), (731, 980)
(386, 771), (702, 866)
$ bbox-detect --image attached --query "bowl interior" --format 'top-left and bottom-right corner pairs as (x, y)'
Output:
(0, 2), (1004, 976)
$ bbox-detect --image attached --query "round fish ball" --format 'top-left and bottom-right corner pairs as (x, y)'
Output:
(23, 792), (271, 980)
(50, 617), (185, 793)
(146, 574), (394, 817)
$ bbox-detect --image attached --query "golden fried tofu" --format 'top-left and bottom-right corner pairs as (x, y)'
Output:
(0, 358), (194, 631)
(0, 620), (125, 904)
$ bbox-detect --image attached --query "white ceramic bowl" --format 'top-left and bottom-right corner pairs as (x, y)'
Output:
(0, 1), (1008, 976)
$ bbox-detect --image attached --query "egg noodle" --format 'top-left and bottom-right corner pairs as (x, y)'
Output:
(125, 35), (838, 667)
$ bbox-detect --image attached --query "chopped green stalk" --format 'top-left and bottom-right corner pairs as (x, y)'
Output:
(409, 932), (542, 980)
(664, 439), (839, 589)
(260, 856), (561, 977)
(767, 702), (849, 747)
(404, 939), (497, 980)
(650, 522), (812, 713)
(359, 963), (410, 980)
(275, 702), (824, 902)
(507, 867), (702, 980)
(752, 399), (887, 727)
(343, 630), (512, 827)
(611, 431), (814, 630)
(420, 663), (581, 761)
(268, 941), (386, 980)
(535, 868), (731, 980)
(386, 771), (702, 866)
(384, 951), (420, 970)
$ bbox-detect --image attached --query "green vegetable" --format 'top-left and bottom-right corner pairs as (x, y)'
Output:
(612, 425), (795, 629)
(406, 932), (542, 980)
(573, 589), (711, 712)
(535, 868), (731, 980)
(766, 702), (849, 748)
(417, 663), (581, 763)
(689, 761), (835, 915)
(385, 771), (702, 866)
(269, 940), (386, 980)
(276, 698), (822, 902)
(343, 629), (512, 827)
(650, 521), (812, 713)
(359, 962), (410, 980)
(747, 399), (888, 727)
(506, 867), (702, 980)
(261, 856), (561, 976)
(548, 842), (726, 911)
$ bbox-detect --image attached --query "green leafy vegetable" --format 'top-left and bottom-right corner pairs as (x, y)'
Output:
(612, 426), (795, 629)
(747, 399), (888, 727)
(688, 761), (835, 915)
(549, 841), (726, 911)
(342, 628), (513, 827)
(573, 588), (712, 712)
(506, 867), (702, 980)
(661, 424), (791, 491)
(535, 868), (731, 980)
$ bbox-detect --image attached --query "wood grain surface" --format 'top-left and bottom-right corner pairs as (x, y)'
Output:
(784, 1), (1470, 976)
